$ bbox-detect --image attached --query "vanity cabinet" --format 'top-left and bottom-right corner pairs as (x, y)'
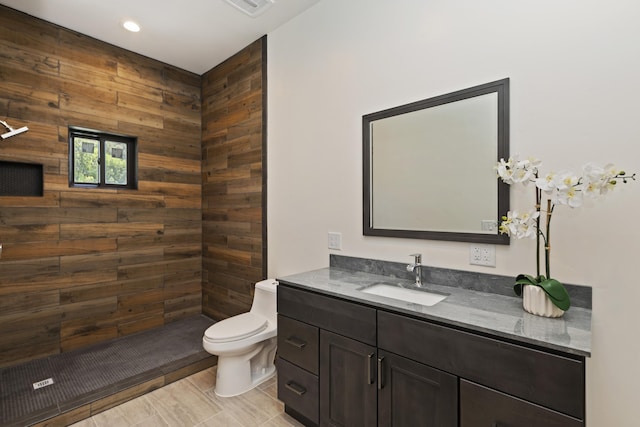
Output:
(277, 284), (378, 426)
(319, 330), (377, 426)
(377, 350), (457, 426)
(459, 380), (582, 427)
(378, 311), (585, 423)
(278, 285), (457, 426)
(277, 315), (320, 424)
(277, 283), (585, 427)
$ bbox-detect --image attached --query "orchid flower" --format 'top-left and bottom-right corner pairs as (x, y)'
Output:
(495, 156), (635, 311)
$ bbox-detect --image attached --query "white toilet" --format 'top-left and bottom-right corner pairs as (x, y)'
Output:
(202, 278), (278, 397)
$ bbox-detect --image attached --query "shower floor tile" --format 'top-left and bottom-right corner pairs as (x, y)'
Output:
(0, 315), (215, 427)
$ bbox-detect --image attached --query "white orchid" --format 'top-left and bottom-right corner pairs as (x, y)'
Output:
(582, 162), (627, 196)
(556, 172), (580, 191)
(547, 172), (582, 207)
(582, 162), (606, 183)
(535, 171), (558, 193)
(495, 158), (515, 184)
(495, 156), (635, 306)
(581, 177), (603, 198)
(495, 155), (540, 185)
(554, 185), (583, 208)
(500, 210), (540, 239)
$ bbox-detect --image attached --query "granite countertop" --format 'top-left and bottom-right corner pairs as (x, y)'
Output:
(277, 267), (592, 357)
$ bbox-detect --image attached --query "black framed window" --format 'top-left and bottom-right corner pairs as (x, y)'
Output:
(69, 127), (137, 189)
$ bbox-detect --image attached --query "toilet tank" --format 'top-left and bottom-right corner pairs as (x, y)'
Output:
(250, 279), (278, 322)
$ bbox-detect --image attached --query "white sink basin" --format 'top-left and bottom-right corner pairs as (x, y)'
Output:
(360, 283), (447, 307)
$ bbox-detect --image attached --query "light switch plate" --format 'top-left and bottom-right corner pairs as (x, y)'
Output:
(328, 232), (342, 250)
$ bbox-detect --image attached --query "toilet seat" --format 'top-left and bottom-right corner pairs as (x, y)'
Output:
(204, 312), (268, 343)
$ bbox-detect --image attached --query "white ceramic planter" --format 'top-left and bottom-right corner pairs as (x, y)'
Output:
(522, 284), (565, 318)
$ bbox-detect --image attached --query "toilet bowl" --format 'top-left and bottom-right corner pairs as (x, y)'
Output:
(202, 278), (278, 397)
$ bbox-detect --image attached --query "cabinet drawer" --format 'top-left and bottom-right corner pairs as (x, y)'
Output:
(277, 358), (319, 425)
(378, 311), (584, 419)
(278, 284), (376, 345)
(278, 315), (319, 375)
(460, 380), (583, 427)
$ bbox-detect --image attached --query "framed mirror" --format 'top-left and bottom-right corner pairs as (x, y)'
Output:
(363, 78), (510, 244)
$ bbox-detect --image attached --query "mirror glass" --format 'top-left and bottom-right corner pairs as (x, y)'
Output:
(363, 79), (510, 244)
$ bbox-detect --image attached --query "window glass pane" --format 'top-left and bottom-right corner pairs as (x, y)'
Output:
(105, 140), (128, 185)
(73, 137), (99, 184)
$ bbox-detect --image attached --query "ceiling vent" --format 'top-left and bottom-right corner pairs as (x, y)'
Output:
(224, 0), (275, 17)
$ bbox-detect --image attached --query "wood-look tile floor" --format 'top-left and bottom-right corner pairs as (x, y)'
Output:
(69, 367), (303, 427)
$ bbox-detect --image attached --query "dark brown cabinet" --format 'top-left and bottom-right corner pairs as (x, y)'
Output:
(319, 330), (377, 427)
(277, 283), (586, 427)
(317, 331), (458, 427)
(277, 357), (319, 424)
(277, 285), (379, 426)
(277, 315), (320, 425)
(378, 350), (457, 427)
(460, 380), (583, 427)
(278, 315), (319, 375)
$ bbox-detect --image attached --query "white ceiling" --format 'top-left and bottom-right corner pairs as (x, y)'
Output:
(0, 0), (320, 75)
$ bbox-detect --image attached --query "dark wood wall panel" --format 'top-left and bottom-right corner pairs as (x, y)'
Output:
(0, 6), (202, 368)
(201, 37), (266, 321)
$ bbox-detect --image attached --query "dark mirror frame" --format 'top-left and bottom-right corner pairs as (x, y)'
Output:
(363, 78), (510, 244)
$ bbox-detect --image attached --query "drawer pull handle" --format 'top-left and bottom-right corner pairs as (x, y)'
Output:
(377, 356), (385, 390)
(285, 381), (307, 396)
(285, 336), (307, 349)
(367, 353), (375, 384)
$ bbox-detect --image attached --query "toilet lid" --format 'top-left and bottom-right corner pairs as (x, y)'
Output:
(204, 312), (269, 343)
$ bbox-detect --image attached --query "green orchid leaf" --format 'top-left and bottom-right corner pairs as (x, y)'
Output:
(512, 274), (571, 311)
(537, 278), (571, 311)
(513, 274), (539, 296)
(515, 274), (539, 285)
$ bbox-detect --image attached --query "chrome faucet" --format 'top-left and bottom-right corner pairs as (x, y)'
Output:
(406, 253), (422, 287)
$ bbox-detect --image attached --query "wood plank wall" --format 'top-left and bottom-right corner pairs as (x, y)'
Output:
(201, 37), (267, 320)
(0, 6), (203, 368)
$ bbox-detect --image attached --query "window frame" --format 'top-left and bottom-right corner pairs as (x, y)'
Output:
(68, 126), (138, 190)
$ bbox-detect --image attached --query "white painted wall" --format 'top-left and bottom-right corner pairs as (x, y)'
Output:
(268, 0), (640, 424)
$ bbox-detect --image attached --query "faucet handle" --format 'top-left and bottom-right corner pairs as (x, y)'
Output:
(409, 253), (422, 264)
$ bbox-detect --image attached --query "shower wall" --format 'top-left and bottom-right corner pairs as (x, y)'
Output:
(201, 38), (267, 320)
(0, 6), (203, 368)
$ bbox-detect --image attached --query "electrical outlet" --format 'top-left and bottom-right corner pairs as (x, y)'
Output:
(481, 220), (497, 232)
(469, 244), (496, 267)
(328, 232), (342, 250)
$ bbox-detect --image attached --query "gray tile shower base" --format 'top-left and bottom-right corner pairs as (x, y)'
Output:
(0, 315), (215, 427)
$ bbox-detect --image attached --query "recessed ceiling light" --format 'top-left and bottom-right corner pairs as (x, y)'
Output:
(122, 20), (141, 32)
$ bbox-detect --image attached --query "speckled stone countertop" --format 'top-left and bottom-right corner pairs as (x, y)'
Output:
(277, 265), (592, 357)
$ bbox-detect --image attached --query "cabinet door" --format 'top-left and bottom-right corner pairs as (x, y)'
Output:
(460, 380), (583, 427)
(378, 350), (457, 427)
(319, 330), (377, 427)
